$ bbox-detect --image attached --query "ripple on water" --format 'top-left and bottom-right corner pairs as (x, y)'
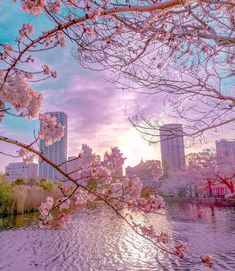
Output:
(0, 203), (235, 271)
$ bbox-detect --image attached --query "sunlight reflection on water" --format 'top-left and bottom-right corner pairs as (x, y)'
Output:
(0, 201), (235, 271)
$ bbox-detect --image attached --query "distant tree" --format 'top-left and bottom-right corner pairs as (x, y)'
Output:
(13, 178), (26, 186)
(28, 177), (38, 186)
(186, 149), (217, 180)
(38, 179), (53, 193)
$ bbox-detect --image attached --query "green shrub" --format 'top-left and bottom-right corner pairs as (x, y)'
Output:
(0, 175), (14, 212)
(38, 179), (53, 193)
(12, 178), (26, 186)
(28, 177), (37, 186)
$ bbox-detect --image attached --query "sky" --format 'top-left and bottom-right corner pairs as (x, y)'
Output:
(0, 2), (234, 172)
(0, 2), (159, 171)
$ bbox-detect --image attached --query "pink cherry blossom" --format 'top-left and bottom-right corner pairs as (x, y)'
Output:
(57, 213), (71, 229)
(19, 23), (35, 40)
(21, 0), (45, 15)
(157, 232), (169, 244)
(201, 255), (214, 268)
(48, 0), (61, 14)
(17, 148), (35, 164)
(59, 185), (70, 194)
(38, 113), (65, 146)
(3, 44), (12, 54)
(0, 73), (43, 119)
(55, 31), (65, 48)
(140, 225), (156, 238)
(58, 198), (71, 211)
(74, 188), (95, 206)
(42, 64), (50, 75)
(39, 214), (53, 229)
(174, 242), (187, 259)
(51, 71), (58, 78)
(91, 8), (102, 20)
(39, 197), (54, 218)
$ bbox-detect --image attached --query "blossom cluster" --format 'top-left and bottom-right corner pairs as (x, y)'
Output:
(174, 242), (187, 259)
(0, 72), (43, 120)
(201, 255), (214, 268)
(21, 0), (46, 16)
(135, 223), (170, 245)
(130, 194), (165, 213)
(39, 196), (72, 229)
(42, 64), (58, 78)
(103, 147), (126, 173)
(74, 187), (96, 206)
(38, 113), (65, 146)
(20, 0), (66, 16)
(38, 196), (54, 228)
(19, 23), (34, 40)
(17, 148), (36, 164)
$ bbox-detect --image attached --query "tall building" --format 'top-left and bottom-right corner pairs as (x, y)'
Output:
(160, 123), (186, 175)
(39, 112), (68, 181)
(5, 162), (38, 182)
(216, 139), (235, 174)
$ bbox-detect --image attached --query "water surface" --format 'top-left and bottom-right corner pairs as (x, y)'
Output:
(0, 201), (235, 271)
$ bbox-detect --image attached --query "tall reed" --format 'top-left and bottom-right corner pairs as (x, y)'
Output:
(0, 174), (62, 215)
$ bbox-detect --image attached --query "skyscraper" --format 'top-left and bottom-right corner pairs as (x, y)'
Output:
(216, 139), (235, 174)
(159, 123), (186, 175)
(39, 112), (68, 181)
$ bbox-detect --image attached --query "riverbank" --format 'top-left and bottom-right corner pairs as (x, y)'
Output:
(164, 195), (235, 208)
(0, 179), (61, 215)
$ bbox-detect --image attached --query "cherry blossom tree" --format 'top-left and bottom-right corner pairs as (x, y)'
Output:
(187, 149), (217, 180)
(1, 0), (234, 268)
(186, 149), (235, 196)
(0, 0), (234, 134)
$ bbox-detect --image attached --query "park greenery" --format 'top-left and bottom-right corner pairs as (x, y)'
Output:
(0, 174), (61, 215)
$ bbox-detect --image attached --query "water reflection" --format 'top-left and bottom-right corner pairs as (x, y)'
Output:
(0, 212), (38, 230)
(0, 201), (235, 271)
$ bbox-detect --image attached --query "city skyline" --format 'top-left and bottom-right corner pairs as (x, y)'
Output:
(1, 109), (235, 174)
(3, 112), (234, 179)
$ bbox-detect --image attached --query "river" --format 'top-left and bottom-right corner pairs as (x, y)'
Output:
(0, 200), (235, 271)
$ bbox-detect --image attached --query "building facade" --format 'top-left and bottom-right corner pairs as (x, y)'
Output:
(39, 112), (68, 181)
(216, 139), (235, 174)
(5, 162), (38, 182)
(159, 123), (186, 175)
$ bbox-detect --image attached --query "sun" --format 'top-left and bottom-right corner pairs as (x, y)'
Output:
(118, 129), (161, 168)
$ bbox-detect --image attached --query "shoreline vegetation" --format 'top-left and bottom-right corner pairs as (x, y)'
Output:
(1, 170), (234, 217)
(0, 175), (61, 216)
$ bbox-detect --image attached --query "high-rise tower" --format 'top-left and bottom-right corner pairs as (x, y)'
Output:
(39, 112), (68, 181)
(216, 139), (235, 174)
(160, 123), (186, 175)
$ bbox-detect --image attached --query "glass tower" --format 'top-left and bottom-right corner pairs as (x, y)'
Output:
(39, 112), (68, 181)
